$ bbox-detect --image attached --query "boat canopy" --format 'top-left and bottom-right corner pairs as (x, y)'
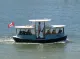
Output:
(51, 25), (65, 28)
(29, 19), (51, 22)
(15, 25), (34, 29)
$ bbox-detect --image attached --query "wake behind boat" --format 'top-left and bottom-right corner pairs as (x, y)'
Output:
(13, 19), (67, 43)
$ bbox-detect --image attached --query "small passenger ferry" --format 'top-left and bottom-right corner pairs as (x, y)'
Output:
(13, 19), (67, 43)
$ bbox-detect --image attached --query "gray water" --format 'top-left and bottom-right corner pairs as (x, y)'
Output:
(0, 0), (80, 59)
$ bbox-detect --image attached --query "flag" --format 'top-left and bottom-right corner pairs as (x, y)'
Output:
(8, 22), (14, 28)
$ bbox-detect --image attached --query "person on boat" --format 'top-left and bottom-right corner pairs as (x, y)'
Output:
(19, 31), (25, 35)
(41, 25), (45, 38)
(19, 31), (22, 35)
(46, 29), (51, 35)
(26, 29), (32, 35)
(38, 22), (41, 37)
(58, 29), (62, 34)
(52, 30), (56, 34)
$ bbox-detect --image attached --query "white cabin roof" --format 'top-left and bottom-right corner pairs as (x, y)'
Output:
(29, 19), (51, 22)
(51, 25), (65, 28)
(15, 25), (34, 29)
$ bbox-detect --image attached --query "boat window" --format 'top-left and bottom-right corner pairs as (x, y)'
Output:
(45, 28), (63, 35)
(52, 29), (56, 34)
(45, 29), (51, 35)
(51, 28), (63, 34)
(58, 29), (63, 34)
(18, 29), (35, 35)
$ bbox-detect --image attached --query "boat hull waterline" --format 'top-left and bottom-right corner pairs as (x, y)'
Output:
(13, 36), (67, 43)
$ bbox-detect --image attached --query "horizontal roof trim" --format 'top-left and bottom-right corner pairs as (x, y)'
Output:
(29, 19), (51, 22)
(51, 25), (66, 28)
(15, 25), (34, 29)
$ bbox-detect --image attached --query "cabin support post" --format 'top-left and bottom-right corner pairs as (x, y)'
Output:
(35, 22), (36, 37)
(44, 22), (45, 38)
(63, 28), (64, 34)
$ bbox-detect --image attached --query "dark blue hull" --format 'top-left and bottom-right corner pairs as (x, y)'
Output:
(13, 36), (67, 43)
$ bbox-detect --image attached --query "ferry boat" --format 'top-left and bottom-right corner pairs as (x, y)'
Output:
(13, 19), (67, 43)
